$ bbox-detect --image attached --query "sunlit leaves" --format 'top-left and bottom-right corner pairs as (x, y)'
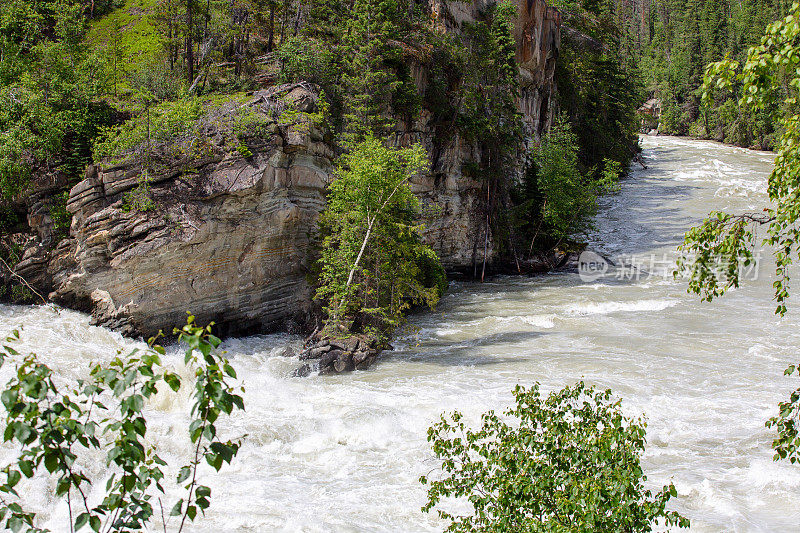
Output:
(683, 2), (800, 317)
(767, 363), (800, 464)
(0, 315), (244, 532)
(679, 5), (800, 473)
(316, 137), (444, 340)
(421, 382), (689, 532)
(172, 314), (244, 529)
(676, 211), (761, 301)
(529, 116), (614, 246)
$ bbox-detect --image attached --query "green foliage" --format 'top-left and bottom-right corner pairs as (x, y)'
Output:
(456, 3), (522, 151)
(676, 211), (759, 301)
(632, 0), (786, 147)
(87, 0), (164, 80)
(128, 60), (184, 102)
(440, 2), (526, 270)
(121, 172), (157, 212)
(599, 157), (623, 189)
(275, 95), (327, 131)
(555, 0), (642, 173)
(316, 137), (443, 339)
(515, 117), (616, 252)
(236, 144), (253, 158)
(678, 3), (800, 316)
(533, 117), (601, 242)
(656, 87), (684, 136)
(277, 36), (339, 89)
(276, 37), (343, 126)
(421, 381), (690, 532)
(767, 363), (800, 463)
(93, 98), (202, 162)
(49, 191), (73, 241)
(0, 0), (112, 201)
(0, 315), (243, 532)
(678, 2), (800, 475)
(338, 0), (420, 142)
(0, 238), (32, 303)
(0, 207), (20, 234)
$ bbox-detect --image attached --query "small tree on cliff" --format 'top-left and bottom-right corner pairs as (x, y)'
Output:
(316, 136), (445, 340)
(521, 116), (617, 252)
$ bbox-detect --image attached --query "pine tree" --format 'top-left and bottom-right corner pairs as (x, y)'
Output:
(340, 0), (408, 143)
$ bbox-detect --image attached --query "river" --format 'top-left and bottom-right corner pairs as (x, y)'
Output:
(1, 135), (799, 532)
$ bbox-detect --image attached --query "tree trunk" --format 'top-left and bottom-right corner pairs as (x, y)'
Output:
(293, 4), (302, 36)
(481, 178), (490, 282)
(346, 217), (375, 290)
(186, 0), (194, 82)
(168, 22), (174, 71)
(280, 0), (288, 45)
(267, 6), (275, 51)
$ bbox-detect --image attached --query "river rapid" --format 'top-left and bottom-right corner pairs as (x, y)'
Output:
(2, 135), (799, 532)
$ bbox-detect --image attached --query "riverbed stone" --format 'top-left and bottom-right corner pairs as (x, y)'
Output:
(300, 344), (332, 360)
(291, 364), (312, 378)
(318, 349), (342, 368)
(333, 351), (355, 373)
(279, 345), (297, 358)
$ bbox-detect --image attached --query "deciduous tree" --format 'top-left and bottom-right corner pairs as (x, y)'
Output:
(421, 382), (690, 532)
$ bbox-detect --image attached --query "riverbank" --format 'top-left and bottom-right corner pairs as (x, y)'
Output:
(642, 131), (776, 153)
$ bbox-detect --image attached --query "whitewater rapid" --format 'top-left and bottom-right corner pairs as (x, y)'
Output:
(2, 136), (799, 532)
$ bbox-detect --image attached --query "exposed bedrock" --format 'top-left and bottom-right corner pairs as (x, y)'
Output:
(8, 0), (561, 340)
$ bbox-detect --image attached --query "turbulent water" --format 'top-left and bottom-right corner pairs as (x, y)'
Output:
(2, 135), (800, 532)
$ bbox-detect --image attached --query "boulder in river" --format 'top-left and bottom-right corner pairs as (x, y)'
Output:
(278, 345), (297, 358)
(291, 363), (313, 378)
(297, 333), (380, 375)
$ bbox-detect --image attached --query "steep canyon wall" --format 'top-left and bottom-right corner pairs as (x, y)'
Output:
(9, 0), (561, 337)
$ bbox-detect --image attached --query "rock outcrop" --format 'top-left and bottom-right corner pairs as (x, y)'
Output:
(5, 0), (561, 348)
(26, 83), (334, 337)
(400, 0), (560, 270)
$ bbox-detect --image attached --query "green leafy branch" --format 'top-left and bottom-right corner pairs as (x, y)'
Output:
(0, 315), (244, 533)
(421, 382), (689, 532)
(676, 211), (771, 302)
(170, 315), (244, 532)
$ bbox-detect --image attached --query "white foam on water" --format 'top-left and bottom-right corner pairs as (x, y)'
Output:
(434, 327), (463, 336)
(566, 299), (678, 316)
(476, 314), (558, 329)
(0, 136), (797, 532)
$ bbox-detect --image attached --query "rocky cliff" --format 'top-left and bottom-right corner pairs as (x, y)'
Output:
(6, 0), (560, 338)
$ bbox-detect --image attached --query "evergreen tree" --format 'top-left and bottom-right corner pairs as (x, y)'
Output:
(628, 0), (788, 147)
(339, 0), (409, 142)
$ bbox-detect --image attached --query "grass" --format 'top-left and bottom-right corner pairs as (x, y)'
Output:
(87, 0), (163, 92)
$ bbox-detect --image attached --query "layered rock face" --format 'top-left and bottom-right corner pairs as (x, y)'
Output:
(515, 0), (561, 137)
(9, 1), (560, 338)
(403, 0), (560, 270)
(19, 84), (333, 337)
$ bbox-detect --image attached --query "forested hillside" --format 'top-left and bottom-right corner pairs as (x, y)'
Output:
(612, 0), (790, 148)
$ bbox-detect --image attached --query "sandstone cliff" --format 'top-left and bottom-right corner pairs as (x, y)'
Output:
(6, 0), (561, 338)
